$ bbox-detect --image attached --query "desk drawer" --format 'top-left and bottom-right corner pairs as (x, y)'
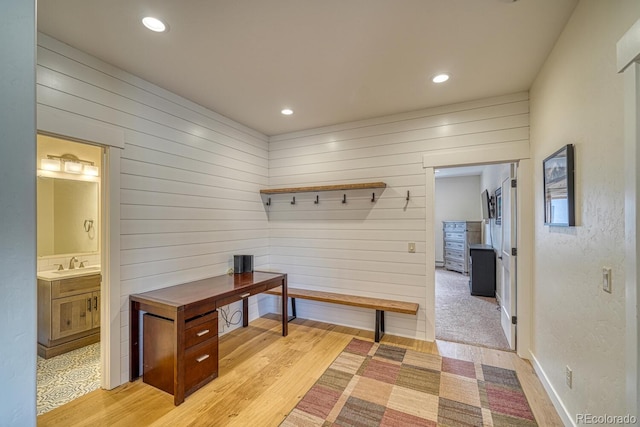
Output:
(185, 337), (218, 392)
(185, 311), (218, 349)
(216, 284), (267, 307)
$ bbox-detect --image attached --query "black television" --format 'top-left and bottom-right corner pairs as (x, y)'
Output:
(481, 189), (493, 219)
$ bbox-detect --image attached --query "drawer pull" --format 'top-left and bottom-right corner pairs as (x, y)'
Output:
(196, 354), (210, 363)
(240, 293), (251, 299)
(196, 329), (210, 337)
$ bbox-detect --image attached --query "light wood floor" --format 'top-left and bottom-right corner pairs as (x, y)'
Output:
(38, 314), (563, 426)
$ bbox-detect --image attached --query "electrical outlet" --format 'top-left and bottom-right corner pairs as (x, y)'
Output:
(602, 267), (612, 293)
(408, 242), (416, 253)
(566, 366), (572, 389)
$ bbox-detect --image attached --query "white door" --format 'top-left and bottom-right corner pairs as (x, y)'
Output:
(500, 166), (517, 350)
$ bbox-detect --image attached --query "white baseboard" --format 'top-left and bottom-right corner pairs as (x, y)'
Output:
(529, 351), (574, 427)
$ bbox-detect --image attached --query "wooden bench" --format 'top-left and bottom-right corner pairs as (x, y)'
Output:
(265, 287), (419, 342)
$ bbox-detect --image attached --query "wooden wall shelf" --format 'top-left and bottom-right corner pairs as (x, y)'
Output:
(260, 182), (386, 195)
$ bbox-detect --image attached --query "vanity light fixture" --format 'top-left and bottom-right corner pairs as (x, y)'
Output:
(432, 74), (450, 83)
(142, 17), (167, 32)
(64, 161), (84, 174)
(40, 158), (61, 172)
(281, 108), (294, 116)
(43, 154), (99, 177)
(83, 165), (99, 176)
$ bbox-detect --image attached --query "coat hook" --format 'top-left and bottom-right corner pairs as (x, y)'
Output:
(342, 194), (347, 204)
(266, 197), (271, 206)
(406, 190), (410, 201)
(314, 195), (319, 204)
(291, 196), (296, 205)
(371, 192), (376, 202)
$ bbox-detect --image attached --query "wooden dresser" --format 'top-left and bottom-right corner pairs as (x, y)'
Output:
(443, 221), (482, 274)
(130, 271), (288, 405)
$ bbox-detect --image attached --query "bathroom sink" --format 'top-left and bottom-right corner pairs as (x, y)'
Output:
(38, 266), (101, 280)
(53, 266), (101, 276)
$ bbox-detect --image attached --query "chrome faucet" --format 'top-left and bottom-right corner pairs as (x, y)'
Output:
(69, 256), (78, 270)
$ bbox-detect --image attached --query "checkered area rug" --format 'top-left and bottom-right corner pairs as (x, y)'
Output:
(281, 338), (537, 426)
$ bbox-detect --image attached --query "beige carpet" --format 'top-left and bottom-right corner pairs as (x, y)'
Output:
(436, 269), (510, 351)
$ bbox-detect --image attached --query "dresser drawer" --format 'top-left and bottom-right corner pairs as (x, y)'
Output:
(444, 249), (464, 262)
(445, 259), (465, 273)
(215, 283), (267, 308)
(185, 337), (218, 393)
(185, 311), (218, 349)
(444, 222), (466, 231)
(445, 240), (464, 251)
(444, 232), (465, 242)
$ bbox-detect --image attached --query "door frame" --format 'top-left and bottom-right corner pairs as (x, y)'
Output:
(423, 141), (533, 359)
(617, 18), (640, 417)
(37, 107), (124, 389)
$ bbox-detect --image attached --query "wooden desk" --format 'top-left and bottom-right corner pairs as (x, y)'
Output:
(129, 271), (288, 405)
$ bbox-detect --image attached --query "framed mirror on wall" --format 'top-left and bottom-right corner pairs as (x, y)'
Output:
(37, 176), (99, 257)
(543, 144), (575, 227)
(495, 187), (502, 225)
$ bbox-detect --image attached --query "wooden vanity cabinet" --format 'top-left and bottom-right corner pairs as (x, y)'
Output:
(38, 274), (101, 359)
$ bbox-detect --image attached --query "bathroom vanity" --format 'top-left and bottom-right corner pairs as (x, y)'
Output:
(37, 269), (101, 359)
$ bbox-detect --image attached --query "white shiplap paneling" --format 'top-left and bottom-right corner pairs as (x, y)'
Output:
(265, 92), (529, 341)
(36, 33), (270, 385)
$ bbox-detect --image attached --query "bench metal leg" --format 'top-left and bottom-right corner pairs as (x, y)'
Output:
(287, 297), (297, 322)
(375, 310), (385, 342)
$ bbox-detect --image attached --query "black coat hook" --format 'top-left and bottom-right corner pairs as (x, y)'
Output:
(342, 194), (347, 204)
(406, 191), (410, 201)
(265, 197), (271, 206)
(291, 196), (296, 205)
(314, 195), (319, 204)
(371, 192), (376, 202)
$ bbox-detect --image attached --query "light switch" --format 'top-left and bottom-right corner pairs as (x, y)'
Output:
(408, 243), (416, 253)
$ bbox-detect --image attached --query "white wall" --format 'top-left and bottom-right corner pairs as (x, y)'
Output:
(434, 175), (482, 265)
(530, 0), (640, 422)
(0, 1), (37, 425)
(36, 34), (271, 384)
(266, 93), (529, 341)
(480, 164), (510, 302)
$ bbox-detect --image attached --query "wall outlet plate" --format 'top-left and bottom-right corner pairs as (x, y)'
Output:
(602, 267), (612, 293)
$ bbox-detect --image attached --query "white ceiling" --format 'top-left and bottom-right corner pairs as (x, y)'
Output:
(37, 0), (578, 136)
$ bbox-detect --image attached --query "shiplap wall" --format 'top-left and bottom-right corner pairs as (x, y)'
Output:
(36, 34), (270, 383)
(265, 92), (529, 340)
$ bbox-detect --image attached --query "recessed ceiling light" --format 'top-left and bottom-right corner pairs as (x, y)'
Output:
(142, 17), (167, 32)
(432, 74), (450, 84)
(281, 108), (294, 116)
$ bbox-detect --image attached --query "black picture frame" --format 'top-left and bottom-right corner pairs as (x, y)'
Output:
(495, 187), (502, 225)
(543, 144), (575, 226)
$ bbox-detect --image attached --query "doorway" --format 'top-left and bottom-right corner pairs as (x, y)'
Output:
(36, 134), (106, 415)
(433, 162), (516, 350)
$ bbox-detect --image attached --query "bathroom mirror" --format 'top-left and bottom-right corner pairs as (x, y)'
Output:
(37, 177), (99, 257)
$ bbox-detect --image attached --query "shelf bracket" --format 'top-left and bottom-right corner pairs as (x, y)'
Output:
(291, 196), (296, 205)
(314, 195), (319, 204)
